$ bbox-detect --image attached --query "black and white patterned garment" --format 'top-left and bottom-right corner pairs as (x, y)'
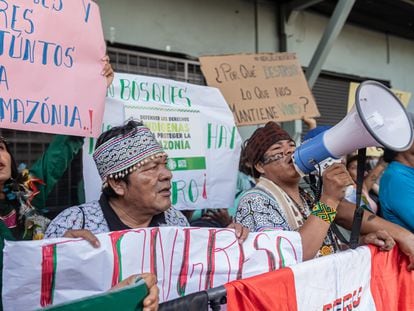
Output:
(235, 188), (293, 232)
(235, 187), (339, 256)
(45, 195), (189, 238)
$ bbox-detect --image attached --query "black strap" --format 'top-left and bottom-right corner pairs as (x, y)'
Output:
(349, 148), (367, 249)
(78, 206), (86, 230)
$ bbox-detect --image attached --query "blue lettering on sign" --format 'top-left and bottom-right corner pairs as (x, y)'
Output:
(0, 95), (84, 130)
(82, 0), (91, 23)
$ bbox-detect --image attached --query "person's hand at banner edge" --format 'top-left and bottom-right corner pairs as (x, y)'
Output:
(141, 273), (159, 311)
(63, 229), (100, 248)
(101, 55), (114, 87)
(227, 222), (249, 244)
(110, 273), (159, 311)
(359, 230), (395, 251)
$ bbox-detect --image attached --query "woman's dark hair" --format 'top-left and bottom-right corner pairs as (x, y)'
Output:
(383, 149), (397, 163)
(95, 120), (143, 198)
(1, 138), (18, 180)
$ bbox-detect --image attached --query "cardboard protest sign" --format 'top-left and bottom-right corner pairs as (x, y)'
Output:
(199, 53), (319, 126)
(83, 73), (242, 210)
(0, 0), (106, 137)
(2, 227), (302, 310)
(348, 82), (412, 110)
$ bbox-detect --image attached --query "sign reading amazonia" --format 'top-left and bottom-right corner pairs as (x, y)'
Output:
(2, 227), (302, 310)
(199, 53), (320, 126)
(83, 73), (242, 210)
(0, 0), (107, 137)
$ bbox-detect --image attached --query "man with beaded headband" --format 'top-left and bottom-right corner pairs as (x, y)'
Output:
(45, 120), (189, 238)
(235, 121), (396, 260)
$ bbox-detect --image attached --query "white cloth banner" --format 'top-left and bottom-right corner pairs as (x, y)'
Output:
(292, 246), (376, 310)
(83, 73), (242, 210)
(2, 227), (302, 310)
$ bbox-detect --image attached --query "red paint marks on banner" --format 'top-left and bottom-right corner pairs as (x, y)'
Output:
(237, 239), (245, 280)
(40, 244), (56, 307)
(202, 173), (207, 199)
(277, 236), (299, 267)
(109, 230), (127, 286)
(254, 233), (276, 271)
(150, 228), (159, 276)
(177, 228), (194, 296)
(205, 229), (217, 289)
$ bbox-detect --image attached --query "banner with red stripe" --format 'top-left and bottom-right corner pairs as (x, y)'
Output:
(226, 246), (414, 310)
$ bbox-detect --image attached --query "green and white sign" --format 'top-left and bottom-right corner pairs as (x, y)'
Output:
(83, 73), (242, 210)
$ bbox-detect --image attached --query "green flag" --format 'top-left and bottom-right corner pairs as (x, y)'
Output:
(39, 278), (148, 311)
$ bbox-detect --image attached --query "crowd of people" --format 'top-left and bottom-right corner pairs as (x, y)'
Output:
(1, 57), (414, 311)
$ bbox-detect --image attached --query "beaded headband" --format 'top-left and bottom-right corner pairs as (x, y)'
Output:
(93, 126), (166, 187)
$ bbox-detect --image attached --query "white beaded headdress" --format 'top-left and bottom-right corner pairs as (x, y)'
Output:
(93, 125), (166, 187)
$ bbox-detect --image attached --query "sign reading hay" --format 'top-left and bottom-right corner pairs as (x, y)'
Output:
(200, 53), (320, 126)
(0, 0), (106, 137)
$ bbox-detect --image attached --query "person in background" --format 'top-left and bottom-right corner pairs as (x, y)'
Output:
(345, 153), (387, 214)
(0, 136), (49, 240)
(234, 122), (394, 260)
(379, 113), (414, 232)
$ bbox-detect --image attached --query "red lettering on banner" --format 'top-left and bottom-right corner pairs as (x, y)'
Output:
(150, 228), (180, 301)
(352, 287), (362, 308)
(237, 239), (245, 280)
(150, 228), (159, 276)
(333, 298), (342, 309)
(39, 239), (87, 307)
(323, 304), (332, 311)
(342, 293), (353, 310)
(322, 286), (363, 311)
(206, 229), (239, 288)
(253, 233), (276, 271)
(40, 244), (56, 307)
(276, 236), (298, 267)
(190, 263), (205, 292)
(177, 228), (200, 296)
(109, 230), (127, 287)
(205, 229), (216, 290)
(109, 229), (148, 286)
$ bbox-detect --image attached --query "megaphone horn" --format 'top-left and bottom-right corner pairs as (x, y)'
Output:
(293, 80), (414, 175)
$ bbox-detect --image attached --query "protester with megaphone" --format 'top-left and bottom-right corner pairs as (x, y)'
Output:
(234, 121), (394, 260)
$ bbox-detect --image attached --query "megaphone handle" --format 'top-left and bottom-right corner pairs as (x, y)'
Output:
(349, 148), (367, 249)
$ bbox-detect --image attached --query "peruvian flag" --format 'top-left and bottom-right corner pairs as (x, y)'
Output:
(225, 246), (414, 310)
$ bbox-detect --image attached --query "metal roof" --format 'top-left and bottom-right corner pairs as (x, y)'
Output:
(307, 0), (414, 41)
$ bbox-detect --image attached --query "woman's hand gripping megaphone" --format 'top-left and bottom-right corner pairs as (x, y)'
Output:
(320, 163), (354, 207)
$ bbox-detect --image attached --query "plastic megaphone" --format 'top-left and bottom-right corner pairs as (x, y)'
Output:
(293, 80), (414, 175)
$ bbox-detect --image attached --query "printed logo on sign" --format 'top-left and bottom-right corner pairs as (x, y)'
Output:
(167, 158), (177, 170)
